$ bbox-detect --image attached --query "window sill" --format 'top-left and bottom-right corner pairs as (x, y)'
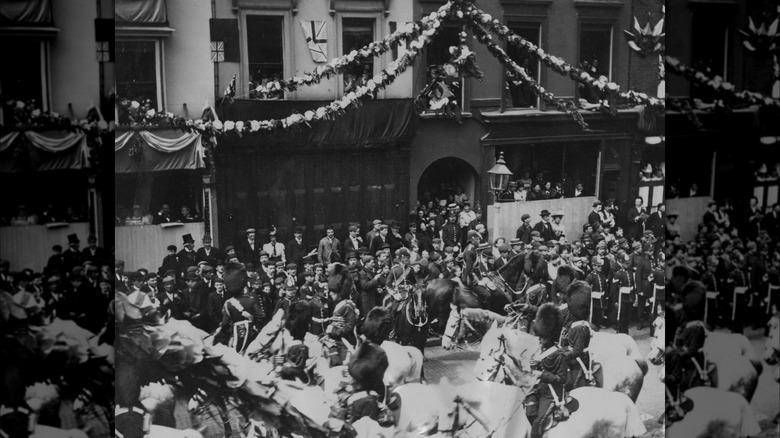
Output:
(0, 26), (59, 37)
(116, 25), (175, 38)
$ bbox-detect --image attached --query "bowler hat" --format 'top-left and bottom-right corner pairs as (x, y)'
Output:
(521, 214), (531, 221)
(540, 210), (550, 217)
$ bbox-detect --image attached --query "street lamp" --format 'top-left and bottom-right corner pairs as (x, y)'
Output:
(487, 151), (513, 199)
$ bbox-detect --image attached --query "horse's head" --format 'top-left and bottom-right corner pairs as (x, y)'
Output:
(474, 322), (539, 389)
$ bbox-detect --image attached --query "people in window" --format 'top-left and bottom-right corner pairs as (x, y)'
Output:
(177, 205), (200, 223)
(10, 204), (38, 226)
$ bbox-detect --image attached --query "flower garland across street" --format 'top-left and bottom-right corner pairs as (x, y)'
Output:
(461, 3), (665, 111)
(117, 12), (447, 137)
(665, 56), (780, 109)
(467, 21), (589, 130)
(250, 1), (454, 97)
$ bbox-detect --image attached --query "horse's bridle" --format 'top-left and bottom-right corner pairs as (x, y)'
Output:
(404, 285), (428, 329)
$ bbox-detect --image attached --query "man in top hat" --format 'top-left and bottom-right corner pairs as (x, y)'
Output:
(62, 233), (84, 273)
(177, 234), (198, 275)
(237, 228), (260, 266)
(196, 234), (222, 266)
(516, 214), (533, 244)
(369, 224), (390, 256)
(366, 219), (383, 246)
(262, 227), (286, 264)
(533, 210), (556, 242)
(81, 235), (106, 266)
(318, 225), (342, 264)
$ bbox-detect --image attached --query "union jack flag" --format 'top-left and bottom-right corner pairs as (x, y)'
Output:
(300, 20), (328, 63)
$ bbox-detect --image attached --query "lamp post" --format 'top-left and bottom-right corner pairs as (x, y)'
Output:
(487, 151), (513, 201)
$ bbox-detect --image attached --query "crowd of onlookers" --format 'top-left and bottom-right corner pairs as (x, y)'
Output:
(116, 203), (202, 226)
(0, 203), (85, 226)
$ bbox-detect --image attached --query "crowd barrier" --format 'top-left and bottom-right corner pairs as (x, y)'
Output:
(486, 196), (597, 243)
(116, 222), (205, 272)
(0, 222), (90, 271)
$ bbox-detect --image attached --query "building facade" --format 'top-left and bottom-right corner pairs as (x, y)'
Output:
(0, 0), (113, 271)
(113, 0), (664, 263)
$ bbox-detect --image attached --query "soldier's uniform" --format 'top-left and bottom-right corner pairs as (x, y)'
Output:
(610, 259), (634, 334)
(585, 258), (609, 327)
(559, 284), (593, 390)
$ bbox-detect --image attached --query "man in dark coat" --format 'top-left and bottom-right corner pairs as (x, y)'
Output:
(587, 201), (603, 229)
(441, 213), (461, 249)
(177, 234), (198, 275)
(81, 235), (107, 266)
(236, 228), (261, 267)
(196, 234), (222, 266)
(625, 197), (648, 241)
(369, 224), (391, 256)
(533, 210), (556, 242)
(343, 225), (364, 259)
(62, 234), (84, 273)
(285, 227), (309, 271)
(516, 214), (533, 243)
(357, 255), (385, 317)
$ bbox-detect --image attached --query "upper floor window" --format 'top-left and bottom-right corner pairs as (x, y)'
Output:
(116, 40), (160, 109)
(506, 22), (541, 109)
(342, 17), (375, 93)
(246, 15), (284, 99)
(424, 25), (463, 109)
(1, 37), (47, 118)
(690, 6), (732, 100)
(579, 22), (613, 103)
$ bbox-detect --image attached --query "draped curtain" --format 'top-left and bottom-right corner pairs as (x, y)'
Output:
(0, 130), (88, 173)
(115, 0), (168, 25)
(0, 0), (52, 24)
(115, 130), (205, 173)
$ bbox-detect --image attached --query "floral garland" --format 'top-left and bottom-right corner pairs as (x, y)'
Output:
(467, 21), (589, 130)
(249, 1), (454, 97)
(460, 3), (665, 111)
(2, 99), (114, 134)
(665, 56), (780, 108)
(117, 15), (445, 136)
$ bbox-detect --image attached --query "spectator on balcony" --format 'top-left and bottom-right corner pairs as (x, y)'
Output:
(688, 183), (699, 197)
(64, 206), (82, 222)
(527, 183), (543, 201)
(153, 203), (174, 224)
(124, 204), (151, 225)
(551, 182), (565, 199)
(10, 204), (38, 226)
(177, 205), (199, 223)
(572, 182), (585, 197)
(540, 181), (553, 199)
(40, 204), (60, 223)
(512, 182), (528, 201)
(588, 201), (603, 229)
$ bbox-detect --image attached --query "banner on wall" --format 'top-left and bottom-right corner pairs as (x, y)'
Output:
(299, 20), (328, 63)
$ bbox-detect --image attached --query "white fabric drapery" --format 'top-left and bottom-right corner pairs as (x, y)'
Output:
(25, 131), (86, 153)
(114, 131), (135, 152)
(0, 132), (20, 153)
(139, 131), (201, 153)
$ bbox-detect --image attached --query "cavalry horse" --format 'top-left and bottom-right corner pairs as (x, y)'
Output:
(392, 378), (646, 437)
(472, 320), (647, 402)
(664, 349), (761, 438)
(675, 321), (762, 401)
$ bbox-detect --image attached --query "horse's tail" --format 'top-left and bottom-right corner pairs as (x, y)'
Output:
(621, 392), (647, 437)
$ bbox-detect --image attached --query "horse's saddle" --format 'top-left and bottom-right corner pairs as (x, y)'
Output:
(541, 394), (580, 432)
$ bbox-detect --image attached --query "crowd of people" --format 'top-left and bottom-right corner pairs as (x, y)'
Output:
(116, 203), (201, 226)
(0, 233), (114, 437)
(1, 203), (85, 226)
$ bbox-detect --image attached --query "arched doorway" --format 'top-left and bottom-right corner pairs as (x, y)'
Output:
(418, 157), (479, 205)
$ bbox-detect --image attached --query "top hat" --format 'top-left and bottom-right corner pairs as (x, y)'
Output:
(67, 234), (80, 244)
(182, 234), (195, 244)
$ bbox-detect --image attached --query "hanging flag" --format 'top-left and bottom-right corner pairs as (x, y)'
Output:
(300, 20), (328, 63)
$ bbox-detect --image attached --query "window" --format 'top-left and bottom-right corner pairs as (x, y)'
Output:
(506, 23), (541, 108)
(116, 40), (160, 108)
(579, 23), (613, 103)
(424, 25), (463, 109)
(341, 17), (375, 93)
(691, 8), (731, 100)
(246, 15), (284, 99)
(0, 38), (44, 116)
(503, 141), (600, 199)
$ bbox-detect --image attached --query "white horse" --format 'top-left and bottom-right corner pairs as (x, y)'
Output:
(392, 380), (646, 438)
(665, 386), (761, 438)
(30, 426), (90, 438)
(380, 340), (424, 387)
(474, 321), (647, 402)
(701, 329), (762, 401)
(441, 304), (508, 350)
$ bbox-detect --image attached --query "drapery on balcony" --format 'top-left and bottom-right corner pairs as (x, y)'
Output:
(116, 0), (168, 26)
(115, 130), (205, 173)
(0, 0), (52, 25)
(0, 131), (91, 173)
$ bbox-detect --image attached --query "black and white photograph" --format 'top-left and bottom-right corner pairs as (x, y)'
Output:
(0, 0), (778, 437)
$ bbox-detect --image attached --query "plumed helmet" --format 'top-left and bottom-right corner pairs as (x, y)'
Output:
(532, 303), (562, 341)
(566, 280), (591, 321)
(223, 262), (247, 295)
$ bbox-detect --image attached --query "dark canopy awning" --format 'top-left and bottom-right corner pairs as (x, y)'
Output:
(0, 0), (52, 25)
(216, 98), (416, 153)
(116, 0), (168, 26)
